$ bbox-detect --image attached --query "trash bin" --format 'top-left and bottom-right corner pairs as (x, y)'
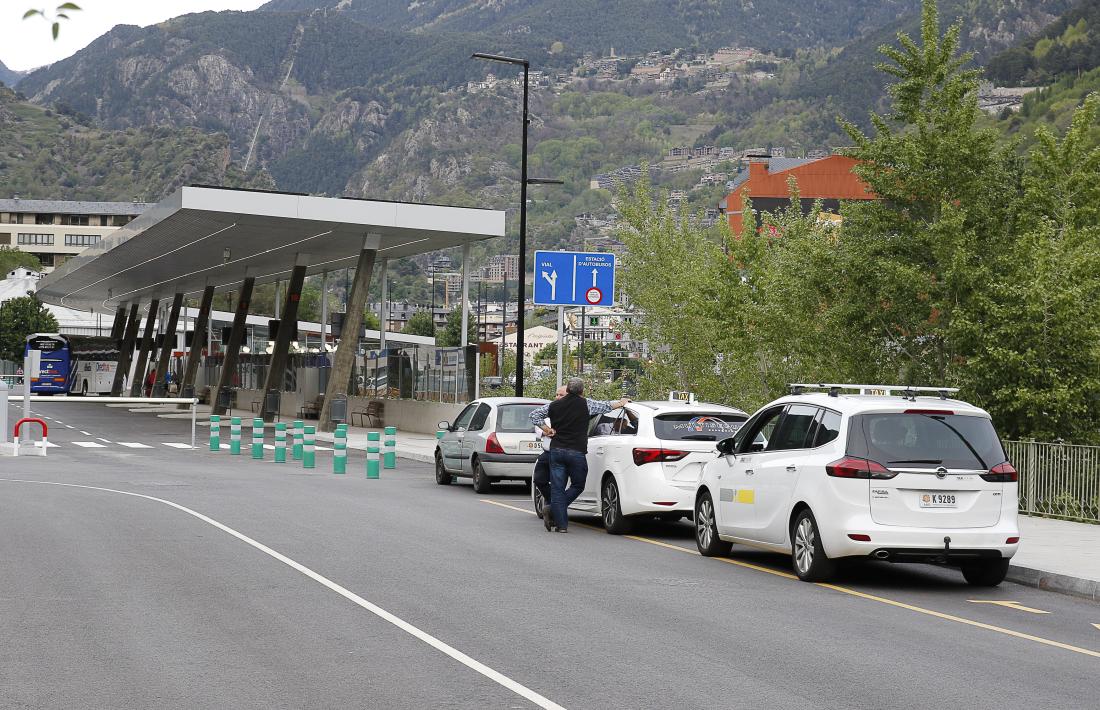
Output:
(331, 393), (348, 425)
(217, 387), (234, 411)
(264, 389), (281, 421)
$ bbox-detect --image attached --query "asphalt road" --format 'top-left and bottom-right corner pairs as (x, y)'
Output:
(3, 400), (1100, 709)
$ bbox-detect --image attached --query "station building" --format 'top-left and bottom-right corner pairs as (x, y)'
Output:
(0, 198), (150, 272)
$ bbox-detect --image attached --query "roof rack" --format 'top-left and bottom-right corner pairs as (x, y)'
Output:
(788, 384), (959, 400)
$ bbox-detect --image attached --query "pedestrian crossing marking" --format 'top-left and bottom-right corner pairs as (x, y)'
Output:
(117, 442), (153, 449)
(72, 441), (107, 448)
(31, 441), (60, 448)
(162, 443), (193, 449)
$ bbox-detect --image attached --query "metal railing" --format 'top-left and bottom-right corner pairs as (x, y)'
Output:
(1005, 440), (1100, 524)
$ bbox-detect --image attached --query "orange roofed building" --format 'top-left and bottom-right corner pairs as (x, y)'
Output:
(720, 154), (876, 234)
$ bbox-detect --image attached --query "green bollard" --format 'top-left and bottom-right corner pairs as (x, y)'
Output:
(367, 430), (380, 479)
(292, 420), (304, 460)
(383, 426), (396, 469)
(209, 415), (221, 452)
(303, 425), (316, 469)
(251, 418), (264, 459)
(230, 417), (242, 455)
(274, 422), (287, 463)
(334, 425), (347, 474)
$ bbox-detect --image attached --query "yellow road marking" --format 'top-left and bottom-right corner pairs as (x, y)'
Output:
(479, 498), (1100, 660)
(967, 600), (1050, 614)
(1093, 624), (1100, 632)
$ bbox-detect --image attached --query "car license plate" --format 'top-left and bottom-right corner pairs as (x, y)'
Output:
(521, 440), (542, 451)
(919, 492), (957, 508)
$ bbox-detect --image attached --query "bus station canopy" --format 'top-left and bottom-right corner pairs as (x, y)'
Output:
(36, 186), (506, 312)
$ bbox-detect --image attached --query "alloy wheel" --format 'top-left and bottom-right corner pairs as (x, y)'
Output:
(696, 498), (714, 549)
(794, 518), (815, 575)
(602, 480), (619, 528)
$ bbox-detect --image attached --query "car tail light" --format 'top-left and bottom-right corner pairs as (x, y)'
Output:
(652, 501), (678, 506)
(485, 432), (505, 454)
(904, 409), (954, 415)
(981, 462), (1017, 482)
(848, 533), (871, 541)
(632, 448), (688, 466)
(53, 377), (65, 382)
(1006, 536), (1020, 544)
(826, 456), (896, 479)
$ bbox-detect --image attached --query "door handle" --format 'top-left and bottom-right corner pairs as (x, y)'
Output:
(597, 447), (605, 455)
(786, 465), (797, 472)
(745, 469), (754, 476)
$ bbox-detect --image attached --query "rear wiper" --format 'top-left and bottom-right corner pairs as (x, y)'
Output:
(924, 417), (987, 470)
(888, 459), (943, 464)
(680, 434), (717, 441)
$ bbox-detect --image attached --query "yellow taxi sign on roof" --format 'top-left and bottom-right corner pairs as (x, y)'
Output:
(669, 391), (696, 403)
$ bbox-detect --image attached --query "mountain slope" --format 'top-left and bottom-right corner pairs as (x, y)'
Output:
(0, 59), (25, 88)
(986, 0), (1100, 85)
(260, 0), (919, 53)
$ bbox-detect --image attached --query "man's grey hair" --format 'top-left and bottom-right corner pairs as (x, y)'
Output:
(566, 377), (585, 395)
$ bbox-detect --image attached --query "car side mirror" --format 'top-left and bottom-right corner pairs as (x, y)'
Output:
(716, 437), (737, 456)
(438, 420), (451, 432)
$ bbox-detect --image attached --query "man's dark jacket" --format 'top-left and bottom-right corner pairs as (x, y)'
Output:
(548, 392), (590, 453)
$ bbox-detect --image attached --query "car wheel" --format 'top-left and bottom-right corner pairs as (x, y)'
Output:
(533, 485), (545, 518)
(961, 558), (1010, 587)
(601, 476), (632, 534)
(434, 452), (452, 485)
(472, 459), (492, 493)
(791, 509), (837, 582)
(695, 491), (731, 556)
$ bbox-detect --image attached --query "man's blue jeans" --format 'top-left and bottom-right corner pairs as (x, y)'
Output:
(549, 447), (588, 530)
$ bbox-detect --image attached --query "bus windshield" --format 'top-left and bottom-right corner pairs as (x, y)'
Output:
(24, 333), (70, 394)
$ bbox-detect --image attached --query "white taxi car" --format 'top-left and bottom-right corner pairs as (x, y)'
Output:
(694, 384), (1020, 586)
(435, 397), (548, 493)
(535, 395), (749, 534)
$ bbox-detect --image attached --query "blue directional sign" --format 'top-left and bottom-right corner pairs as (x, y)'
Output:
(533, 250), (616, 307)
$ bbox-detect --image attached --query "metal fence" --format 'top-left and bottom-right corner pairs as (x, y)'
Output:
(1005, 440), (1100, 524)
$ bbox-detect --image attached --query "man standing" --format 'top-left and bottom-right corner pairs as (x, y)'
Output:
(542, 378), (604, 533)
(528, 385), (629, 531)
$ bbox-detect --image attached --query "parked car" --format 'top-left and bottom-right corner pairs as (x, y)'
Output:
(694, 384), (1020, 586)
(533, 397), (749, 533)
(436, 397), (549, 492)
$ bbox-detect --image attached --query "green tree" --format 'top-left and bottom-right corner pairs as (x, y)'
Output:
(403, 310), (436, 338)
(437, 307), (476, 347)
(0, 296), (59, 361)
(0, 247), (42, 274)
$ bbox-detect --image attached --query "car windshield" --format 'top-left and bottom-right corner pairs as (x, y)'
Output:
(497, 404), (542, 432)
(852, 413), (1005, 470)
(653, 412), (748, 441)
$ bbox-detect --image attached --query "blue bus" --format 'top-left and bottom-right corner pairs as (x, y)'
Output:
(24, 333), (119, 395)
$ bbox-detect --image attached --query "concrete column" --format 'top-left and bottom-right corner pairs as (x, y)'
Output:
(461, 244), (470, 348)
(262, 255), (309, 423)
(180, 284), (214, 404)
(129, 299), (160, 398)
(110, 303), (140, 396)
(320, 234), (379, 432)
(108, 307), (127, 341)
(152, 292), (184, 397)
(212, 276), (255, 416)
(379, 259), (388, 351)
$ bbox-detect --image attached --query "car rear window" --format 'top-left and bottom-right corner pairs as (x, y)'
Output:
(849, 413), (1005, 470)
(654, 413), (748, 441)
(497, 404), (542, 433)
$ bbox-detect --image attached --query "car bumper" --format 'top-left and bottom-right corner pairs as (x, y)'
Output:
(479, 452), (538, 479)
(821, 519), (1020, 560)
(621, 472), (696, 516)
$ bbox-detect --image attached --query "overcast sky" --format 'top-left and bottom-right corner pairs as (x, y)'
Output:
(1, 1), (268, 71)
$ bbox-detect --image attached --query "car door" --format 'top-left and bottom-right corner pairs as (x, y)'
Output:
(716, 406), (786, 538)
(753, 404), (821, 544)
(442, 403), (477, 471)
(580, 409), (624, 511)
(461, 403), (492, 474)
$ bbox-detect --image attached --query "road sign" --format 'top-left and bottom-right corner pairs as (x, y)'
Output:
(533, 250), (616, 307)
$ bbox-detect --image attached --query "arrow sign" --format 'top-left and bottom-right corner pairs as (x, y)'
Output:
(541, 270), (558, 301)
(592, 268), (598, 287)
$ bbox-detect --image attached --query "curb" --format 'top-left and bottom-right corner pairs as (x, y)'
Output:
(1006, 564), (1100, 602)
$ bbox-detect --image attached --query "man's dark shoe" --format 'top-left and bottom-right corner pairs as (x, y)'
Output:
(543, 506), (553, 532)
(555, 527), (568, 533)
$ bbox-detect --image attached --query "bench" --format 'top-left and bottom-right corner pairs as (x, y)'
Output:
(298, 394), (323, 420)
(352, 400), (384, 427)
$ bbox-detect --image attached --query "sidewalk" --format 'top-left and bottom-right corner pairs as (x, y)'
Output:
(1008, 516), (1100, 601)
(163, 406), (1100, 599)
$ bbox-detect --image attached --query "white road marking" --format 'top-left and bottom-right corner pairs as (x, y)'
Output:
(0, 479), (567, 710)
(32, 441), (60, 448)
(72, 441), (107, 448)
(65, 425), (74, 429)
(316, 445), (332, 451)
(116, 442), (153, 449)
(96, 438), (112, 444)
(80, 431), (91, 436)
(162, 443), (193, 449)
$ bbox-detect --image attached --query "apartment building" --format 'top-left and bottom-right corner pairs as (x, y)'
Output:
(0, 197), (150, 272)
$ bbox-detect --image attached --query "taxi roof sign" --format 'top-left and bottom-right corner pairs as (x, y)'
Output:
(669, 391), (696, 403)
